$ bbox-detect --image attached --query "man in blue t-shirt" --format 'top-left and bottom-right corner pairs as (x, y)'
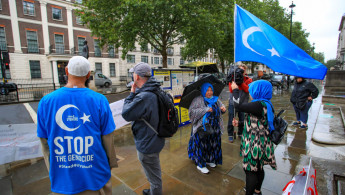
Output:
(37, 56), (117, 194)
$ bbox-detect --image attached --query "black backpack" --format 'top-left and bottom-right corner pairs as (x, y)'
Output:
(270, 109), (288, 145)
(142, 88), (180, 138)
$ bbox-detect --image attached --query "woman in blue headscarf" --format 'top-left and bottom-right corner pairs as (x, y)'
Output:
(232, 80), (276, 195)
(187, 82), (226, 174)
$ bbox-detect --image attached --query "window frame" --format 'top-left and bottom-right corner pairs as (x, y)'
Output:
(52, 6), (63, 21)
(76, 16), (83, 25)
(127, 55), (135, 63)
(29, 60), (42, 79)
(26, 30), (39, 53)
(108, 45), (115, 58)
(95, 62), (102, 73)
(141, 55), (148, 63)
(0, 26), (7, 51)
(154, 57), (159, 65)
(77, 36), (86, 55)
(23, 0), (35, 16)
(94, 39), (101, 57)
(109, 63), (116, 77)
(54, 34), (64, 54)
(167, 58), (173, 65)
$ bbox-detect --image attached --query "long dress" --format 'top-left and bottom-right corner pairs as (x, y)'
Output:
(187, 96), (223, 168)
(240, 102), (276, 171)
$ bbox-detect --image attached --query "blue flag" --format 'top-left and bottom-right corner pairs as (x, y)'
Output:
(235, 5), (327, 80)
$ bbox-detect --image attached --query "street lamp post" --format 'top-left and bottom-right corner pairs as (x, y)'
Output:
(289, 1), (296, 41)
(287, 1), (296, 89)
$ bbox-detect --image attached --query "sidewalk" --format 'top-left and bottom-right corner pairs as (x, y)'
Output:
(1, 84), (345, 194)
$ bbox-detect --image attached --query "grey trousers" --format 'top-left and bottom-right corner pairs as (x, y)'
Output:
(137, 151), (162, 195)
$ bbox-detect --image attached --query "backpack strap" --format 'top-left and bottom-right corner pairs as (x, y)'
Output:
(141, 118), (159, 135)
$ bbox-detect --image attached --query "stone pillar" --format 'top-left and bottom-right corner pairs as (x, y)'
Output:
(52, 61), (60, 87)
(66, 7), (74, 54)
(8, 0), (22, 53)
(40, 1), (50, 55)
(88, 71), (97, 91)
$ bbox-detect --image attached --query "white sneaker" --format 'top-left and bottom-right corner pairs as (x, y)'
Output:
(206, 163), (216, 168)
(197, 166), (209, 174)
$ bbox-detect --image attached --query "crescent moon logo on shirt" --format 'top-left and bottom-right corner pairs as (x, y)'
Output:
(55, 104), (91, 131)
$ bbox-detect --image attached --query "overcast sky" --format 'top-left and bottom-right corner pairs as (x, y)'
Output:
(279, 0), (345, 61)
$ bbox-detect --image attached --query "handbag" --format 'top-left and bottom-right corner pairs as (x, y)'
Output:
(197, 123), (215, 140)
(270, 109), (288, 145)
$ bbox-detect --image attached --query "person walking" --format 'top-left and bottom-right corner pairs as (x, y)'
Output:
(37, 56), (118, 195)
(232, 80), (276, 195)
(227, 64), (252, 143)
(290, 77), (319, 129)
(122, 62), (165, 195)
(188, 82), (226, 174)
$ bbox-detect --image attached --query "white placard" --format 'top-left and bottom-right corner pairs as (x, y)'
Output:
(109, 99), (130, 129)
(0, 124), (43, 165)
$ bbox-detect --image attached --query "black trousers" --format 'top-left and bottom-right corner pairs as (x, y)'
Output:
(245, 169), (265, 195)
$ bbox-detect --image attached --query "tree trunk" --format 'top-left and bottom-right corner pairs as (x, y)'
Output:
(161, 46), (167, 68)
(220, 60), (225, 73)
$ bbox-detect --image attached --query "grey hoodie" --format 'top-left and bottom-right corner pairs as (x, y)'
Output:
(122, 77), (165, 154)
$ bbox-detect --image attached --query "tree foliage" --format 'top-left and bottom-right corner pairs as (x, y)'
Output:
(77, 0), (226, 68)
(77, 0), (318, 72)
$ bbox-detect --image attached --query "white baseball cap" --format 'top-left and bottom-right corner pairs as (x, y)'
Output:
(67, 56), (90, 76)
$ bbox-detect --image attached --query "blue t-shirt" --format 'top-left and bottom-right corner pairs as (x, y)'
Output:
(37, 87), (116, 194)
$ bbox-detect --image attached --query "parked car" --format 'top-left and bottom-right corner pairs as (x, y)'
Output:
(0, 82), (17, 95)
(94, 72), (112, 87)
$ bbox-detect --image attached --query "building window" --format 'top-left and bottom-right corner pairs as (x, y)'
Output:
(109, 63), (116, 77)
(154, 57), (159, 65)
(52, 7), (62, 20)
(108, 46), (115, 58)
(0, 27), (7, 51)
(168, 58), (173, 65)
(167, 47), (174, 55)
(180, 59), (185, 65)
(23, 1), (35, 16)
(127, 55), (135, 63)
(76, 16), (83, 25)
(75, 0), (82, 4)
(30, 60), (41, 78)
(26, 30), (39, 53)
(95, 62), (102, 73)
(141, 56), (148, 63)
(78, 37), (85, 55)
(94, 39), (101, 57)
(54, 34), (64, 54)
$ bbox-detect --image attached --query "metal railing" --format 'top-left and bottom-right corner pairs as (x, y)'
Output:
(0, 79), (59, 104)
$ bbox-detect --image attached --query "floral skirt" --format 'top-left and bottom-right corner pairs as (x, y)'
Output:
(187, 128), (222, 168)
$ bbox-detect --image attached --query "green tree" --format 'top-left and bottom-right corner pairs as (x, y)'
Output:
(77, 0), (225, 68)
(325, 59), (337, 69)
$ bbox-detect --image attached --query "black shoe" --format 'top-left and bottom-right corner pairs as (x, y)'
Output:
(143, 189), (150, 195)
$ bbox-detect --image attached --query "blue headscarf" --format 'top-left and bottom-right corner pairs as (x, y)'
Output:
(249, 80), (275, 132)
(201, 83), (219, 106)
(201, 83), (219, 131)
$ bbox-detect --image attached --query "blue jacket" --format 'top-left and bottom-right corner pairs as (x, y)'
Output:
(122, 77), (165, 154)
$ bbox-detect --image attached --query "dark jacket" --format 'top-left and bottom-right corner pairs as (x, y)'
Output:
(290, 79), (319, 105)
(122, 77), (165, 154)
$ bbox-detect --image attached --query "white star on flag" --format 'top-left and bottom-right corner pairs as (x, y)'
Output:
(267, 47), (280, 57)
(80, 113), (91, 124)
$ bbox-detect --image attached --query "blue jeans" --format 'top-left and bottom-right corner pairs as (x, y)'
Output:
(293, 101), (312, 124)
(227, 104), (244, 136)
